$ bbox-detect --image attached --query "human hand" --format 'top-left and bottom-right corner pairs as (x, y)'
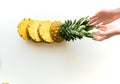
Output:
(88, 9), (119, 25)
(92, 24), (120, 41)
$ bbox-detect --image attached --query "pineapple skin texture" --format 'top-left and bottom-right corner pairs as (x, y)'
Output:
(38, 20), (54, 43)
(28, 20), (42, 42)
(50, 21), (64, 42)
(18, 18), (31, 40)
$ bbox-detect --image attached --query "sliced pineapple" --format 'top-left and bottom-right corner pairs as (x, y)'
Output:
(50, 21), (64, 42)
(28, 20), (42, 42)
(39, 20), (54, 43)
(18, 18), (31, 40)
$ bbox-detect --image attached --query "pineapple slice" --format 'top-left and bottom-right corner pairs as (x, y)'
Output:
(50, 21), (64, 42)
(39, 20), (54, 43)
(28, 20), (42, 42)
(18, 18), (31, 40)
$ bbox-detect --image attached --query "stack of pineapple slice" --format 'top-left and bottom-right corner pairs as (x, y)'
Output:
(18, 17), (96, 43)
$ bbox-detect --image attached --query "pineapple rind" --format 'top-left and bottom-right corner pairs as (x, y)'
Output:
(18, 18), (31, 40)
(39, 20), (54, 43)
(28, 20), (42, 42)
(50, 21), (64, 42)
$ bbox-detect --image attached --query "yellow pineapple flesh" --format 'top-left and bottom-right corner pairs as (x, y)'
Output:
(18, 18), (31, 40)
(28, 20), (42, 42)
(38, 20), (54, 43)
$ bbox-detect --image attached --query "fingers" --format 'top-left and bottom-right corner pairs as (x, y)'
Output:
(90, 20), (102, 25)
(97, 25), (107, 31)
(88, 16), (111, 25)
(88, 11), (105, 25)
(88, 17), (105, 25)
(92, 31), (105, 37)
(88, 17), (99, 25)
(93, 37), (106, 41)
(92, 31), (107, 41)
(88, 11), (102, 25)
(92, 28), (107, 41)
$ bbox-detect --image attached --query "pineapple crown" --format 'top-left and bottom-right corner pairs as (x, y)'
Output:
(58, 17), (96, 41)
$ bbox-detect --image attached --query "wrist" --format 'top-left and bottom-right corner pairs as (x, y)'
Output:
(114, 8), (120, 19)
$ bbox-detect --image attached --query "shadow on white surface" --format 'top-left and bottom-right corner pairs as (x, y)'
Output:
(0, 33), (107, 83)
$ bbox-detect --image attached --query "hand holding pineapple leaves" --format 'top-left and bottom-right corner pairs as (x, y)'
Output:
(89, 7), (120, 41)
(18, 17), (96, 43)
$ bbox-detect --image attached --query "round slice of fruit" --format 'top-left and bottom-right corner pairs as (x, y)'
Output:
(18, 18), (31, 40)
(28, 20), (42, 42)
(50, 21), (64, 42)
(39, 20), (54, 43)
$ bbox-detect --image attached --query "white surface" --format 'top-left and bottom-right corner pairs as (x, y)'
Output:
(0, 0), (120, 84)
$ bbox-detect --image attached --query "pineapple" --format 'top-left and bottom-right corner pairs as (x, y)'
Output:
(50, 21), (64, 42)
(17, 17), (96, 43)
(18, 18), (31, 40)
(38, 20), (54, 43)
(28, 20), (42, 42)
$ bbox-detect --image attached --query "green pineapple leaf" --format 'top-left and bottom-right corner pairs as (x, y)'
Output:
(58, 17), (96, 41)
(85, 25), (96, 31)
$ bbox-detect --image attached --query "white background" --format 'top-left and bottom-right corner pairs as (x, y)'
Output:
(0, 0), (120, 84)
